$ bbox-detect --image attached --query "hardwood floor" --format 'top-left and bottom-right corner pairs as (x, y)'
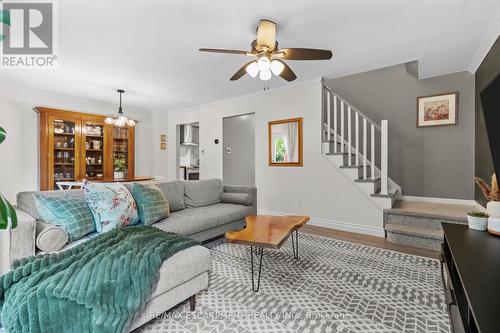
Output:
(301, 224), (441, 260)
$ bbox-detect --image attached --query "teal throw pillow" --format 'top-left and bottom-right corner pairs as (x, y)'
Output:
(132, 183), (170, 225)
(34, 193), (95, 242)
(83, 182), (139, 234)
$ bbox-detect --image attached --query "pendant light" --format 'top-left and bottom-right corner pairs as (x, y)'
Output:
(105, 89), (136, 127)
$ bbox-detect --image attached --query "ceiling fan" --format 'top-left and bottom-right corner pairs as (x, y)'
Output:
(199, 19), (333, 82)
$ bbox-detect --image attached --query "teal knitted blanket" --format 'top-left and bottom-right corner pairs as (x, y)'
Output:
(0, 226), (197, 333)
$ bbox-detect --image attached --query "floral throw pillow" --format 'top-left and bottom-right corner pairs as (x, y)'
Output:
(83, 182), (139, 234)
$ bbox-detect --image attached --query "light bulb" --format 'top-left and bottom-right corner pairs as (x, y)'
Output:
(246, 61), (259, 78)
(257, 56), (270, 72)
(115, 116), (127, 127)
(270, 60), (285, 76)
(259, 70), (272, 81)
(127, 119), (136, 127)
(105, 117), (115, 125)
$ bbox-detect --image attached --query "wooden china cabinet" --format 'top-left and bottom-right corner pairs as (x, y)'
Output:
(35, 108), (135, 190)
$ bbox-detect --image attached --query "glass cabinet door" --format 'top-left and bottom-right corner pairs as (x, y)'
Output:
(49, 117), (79, 190)
(82, 121), (105, 181)
(113, 126), (129, 179)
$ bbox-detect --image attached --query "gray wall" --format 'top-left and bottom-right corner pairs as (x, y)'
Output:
(222, 113), (255, 187)
(326, 64), (475, 199)
(475, 36), (500, 206)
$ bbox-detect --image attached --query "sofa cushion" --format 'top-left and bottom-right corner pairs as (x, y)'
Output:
(149, 245), (210, 299)
(155, 181), (185, 212)
(33, 193), (95, 242)
(36, 221), (68, 252)
(184, 179), (223, 208)
(221, 192), (253, 206)
(153, 203), (252, 236)
(84, 182), (139, 234)
(132, 183), (170, 225)
(17, 190), (83, 221)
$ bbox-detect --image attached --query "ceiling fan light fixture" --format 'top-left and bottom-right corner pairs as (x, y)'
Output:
(259, 70), (272, 81)
(127, 119), (136, 127)
(246, 61), (259, 77)
(257, 56), (270, 72)
(270, 59), (285, 76)
(104, 117), (115, 125)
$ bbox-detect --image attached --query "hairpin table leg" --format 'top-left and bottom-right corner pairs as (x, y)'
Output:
(250, 246), (264, 292)
(291, 229), (299, 260)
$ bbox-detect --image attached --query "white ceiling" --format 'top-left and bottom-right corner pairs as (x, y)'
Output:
(1, 0), (499, 112)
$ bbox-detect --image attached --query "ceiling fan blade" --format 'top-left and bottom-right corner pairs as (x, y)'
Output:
(276, 60), (297, 82)
(277, 48), (333, 60)
(199, 48), (250, 55)
(230, 61), (255, 81)
(256, 19), (277, 51)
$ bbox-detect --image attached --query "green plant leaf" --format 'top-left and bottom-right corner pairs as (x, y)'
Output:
(0, 127), (6, 144)
(0, 10), (10, 26)
(0, 194), (17, 229)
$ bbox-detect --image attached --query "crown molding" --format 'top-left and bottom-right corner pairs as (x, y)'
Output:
(468, 10), (500, 73)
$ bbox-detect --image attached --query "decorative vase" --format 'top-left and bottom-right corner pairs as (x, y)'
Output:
(487, 201), (500, 236)
(114, 171), (124, 180)
(467, 215), (488, 231)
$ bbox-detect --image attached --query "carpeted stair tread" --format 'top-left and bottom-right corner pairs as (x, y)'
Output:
(385, 223), (443, 240)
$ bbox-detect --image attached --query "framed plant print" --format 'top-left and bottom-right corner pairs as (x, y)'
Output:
(417, 92), (458, 127)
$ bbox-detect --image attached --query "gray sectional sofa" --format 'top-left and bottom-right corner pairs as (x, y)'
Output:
(1, 179), (256, 331)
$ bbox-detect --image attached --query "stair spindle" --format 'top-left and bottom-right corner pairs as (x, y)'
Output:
(326, 90), (331, 142)
(340, 100), (345, 153)
(333, 95), (338, 153)
(347, 106), (352, 165)
(363, 118), (367, 180)
(355, 112), (359, 166)
(371, 124), (375, 180)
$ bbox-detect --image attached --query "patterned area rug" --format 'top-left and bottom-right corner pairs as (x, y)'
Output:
(136, 233), (450, 333)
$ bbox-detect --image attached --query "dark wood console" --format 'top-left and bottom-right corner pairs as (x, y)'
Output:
(441, 222), (500, 333)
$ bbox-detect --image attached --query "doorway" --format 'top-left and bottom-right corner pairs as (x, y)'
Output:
(223, 113), (255, 186)
(178, 122), (199, 180)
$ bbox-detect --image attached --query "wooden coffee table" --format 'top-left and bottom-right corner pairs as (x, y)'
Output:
(225, 215), (310, 291)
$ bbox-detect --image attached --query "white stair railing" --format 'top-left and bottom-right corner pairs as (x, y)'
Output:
(322, 84), (389, 195)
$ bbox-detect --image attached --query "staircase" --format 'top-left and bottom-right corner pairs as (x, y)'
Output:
(321, 82), (401, 209)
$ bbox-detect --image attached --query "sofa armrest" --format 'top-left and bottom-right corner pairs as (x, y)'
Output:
(0, 209), (36, 275)
(223, 186), (257, 215)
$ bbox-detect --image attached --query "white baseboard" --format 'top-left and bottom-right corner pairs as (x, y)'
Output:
(257, 209), (385, 238)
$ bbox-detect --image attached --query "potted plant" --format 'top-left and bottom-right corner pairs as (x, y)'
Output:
(113, 156), (127, 179)
(466, 211), (489, 231)
(0, 127), (17, 230)
(475, 174), (500, 235)
(0, 127), (18, 274)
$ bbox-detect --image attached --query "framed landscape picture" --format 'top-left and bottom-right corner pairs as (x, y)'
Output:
(417, 92), (458, 127)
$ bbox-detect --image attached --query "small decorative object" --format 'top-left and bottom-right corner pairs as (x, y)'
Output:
(56, 141), (62, 148)
(0, 127), (18, 230)
(475, 174), (500, 235)
(160, 142), (166, 150)
(114, 157), (127, 179)
(467, 211), (489, 231)
(268, 117), (303, 166)
(417, 92), (458, 127)
(95, 126), (102, 136)
(92, 140), (101, 150)
(63, 142), (68, 148)
(85, 141), (90, 149)
(160, 134), (166, 143)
